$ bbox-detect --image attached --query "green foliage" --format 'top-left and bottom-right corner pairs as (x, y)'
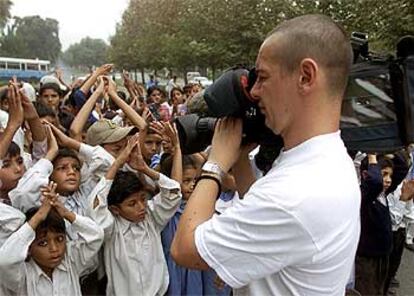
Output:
(62, 37), (109, 69)
(109, 0), (414, 75)
(0, 15), (61, 62)
(0, 0), (12, 31)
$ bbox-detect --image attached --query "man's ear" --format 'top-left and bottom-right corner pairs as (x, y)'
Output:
(298, 58), (318, 95)
(109, 205), (120, 216)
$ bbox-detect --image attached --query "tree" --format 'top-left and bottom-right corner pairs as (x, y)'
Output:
(0, 0), (12, 31)
(62, 37), (108, 69)
(109, 0), (414, 76)
(0, 15), (61, 62)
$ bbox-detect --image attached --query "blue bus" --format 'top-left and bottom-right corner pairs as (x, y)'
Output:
(0, 57), (50, 82)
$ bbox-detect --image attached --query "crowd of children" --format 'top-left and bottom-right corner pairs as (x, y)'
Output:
(0, 64), (414, 296)
(0, 66), (235, 296)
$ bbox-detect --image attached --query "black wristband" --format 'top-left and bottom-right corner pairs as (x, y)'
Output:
(195, 174), (222, 199)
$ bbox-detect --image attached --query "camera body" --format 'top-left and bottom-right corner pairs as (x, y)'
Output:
(176, 35), (414, 164)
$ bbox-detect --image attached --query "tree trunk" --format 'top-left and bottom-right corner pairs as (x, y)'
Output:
(141, 69), (145, 84)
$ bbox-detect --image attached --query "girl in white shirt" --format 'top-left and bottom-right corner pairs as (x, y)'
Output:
(0, 182), (104, 296)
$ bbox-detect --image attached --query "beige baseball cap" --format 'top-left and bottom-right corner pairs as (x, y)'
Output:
(86, 120), (137, 146)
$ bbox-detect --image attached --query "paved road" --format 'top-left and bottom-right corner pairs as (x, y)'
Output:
(395, 246), (414, 295)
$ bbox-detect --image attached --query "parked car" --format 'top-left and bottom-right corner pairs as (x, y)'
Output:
(190, 76), (213, 88)
(186, 71), (201, 81)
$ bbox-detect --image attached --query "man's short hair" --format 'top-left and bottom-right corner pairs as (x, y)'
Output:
(267, 14), (353, 96)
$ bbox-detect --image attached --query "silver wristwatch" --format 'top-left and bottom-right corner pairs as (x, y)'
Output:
(202, 161), (225, 179)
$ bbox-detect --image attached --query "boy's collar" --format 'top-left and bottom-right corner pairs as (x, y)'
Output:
(30, 257), (68, 284)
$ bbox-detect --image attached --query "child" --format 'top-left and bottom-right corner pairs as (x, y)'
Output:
(160, 154), (204, 295)
(355, 154), (400, 295)
(0, 182), (103, 296)
(86, 135), (182, 295)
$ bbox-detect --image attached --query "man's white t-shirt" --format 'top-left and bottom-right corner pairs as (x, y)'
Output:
(195, 131), (361, 295)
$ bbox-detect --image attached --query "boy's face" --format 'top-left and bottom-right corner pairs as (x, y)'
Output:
(30, 230), (66, 274)
(39, 88), (60, 111)
(111, 191), (148, 223)
(51, 157), (81, 195)
(0, 154), (25, 191)
(181, 167), (198, 200)
(381, 166), (393, 192)
(142, 134), (162, 162)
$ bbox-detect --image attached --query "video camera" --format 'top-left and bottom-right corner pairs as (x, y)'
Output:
(175, 34), (414, 169)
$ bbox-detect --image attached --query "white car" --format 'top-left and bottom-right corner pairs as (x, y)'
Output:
(190, 76), (213, 88)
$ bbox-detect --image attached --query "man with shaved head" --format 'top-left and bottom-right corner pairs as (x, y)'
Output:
(172, 14), (360, 295)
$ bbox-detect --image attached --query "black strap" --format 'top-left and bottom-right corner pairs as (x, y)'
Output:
(195, 174), (222, 200)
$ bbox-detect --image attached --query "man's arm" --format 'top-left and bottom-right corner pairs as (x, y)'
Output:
(171, 118), (243, 269)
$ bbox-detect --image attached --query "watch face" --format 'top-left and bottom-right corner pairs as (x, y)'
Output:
(203, 162), (224, 177)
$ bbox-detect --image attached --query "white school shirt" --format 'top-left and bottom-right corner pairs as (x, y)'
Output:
(86, 174), (182, 296)
(9, 143), (113, 215)
(195, 131), (361, 296)
(388, 183), (414, 241)
(0, 214), (104, 296)
(0, 202), (25, 296)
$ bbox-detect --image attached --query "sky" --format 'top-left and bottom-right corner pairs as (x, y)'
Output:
(10, 0), (130, 50)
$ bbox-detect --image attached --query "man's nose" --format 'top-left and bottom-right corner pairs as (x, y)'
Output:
(250, 83), (260, 101)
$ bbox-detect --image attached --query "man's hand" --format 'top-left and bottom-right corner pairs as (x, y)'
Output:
(401, 179), (414, 202)
(209, 117), (243, 172)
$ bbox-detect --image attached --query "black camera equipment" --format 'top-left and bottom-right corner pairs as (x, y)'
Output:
(176, 34), (414, 167)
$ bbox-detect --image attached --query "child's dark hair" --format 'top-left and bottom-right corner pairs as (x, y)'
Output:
(160, 154), (197, 178)
(25, 207), (66, 236)
(360, 154), (394, 175)
(52, 148), (81, 167)
(4, 141), (21, 159)
(0, 88), (8, 102)
(39, 83), (62, 97)
(169, 87), (183, 100)
(108, 171), (150, 206)
(378, 156), (394, 171)
(147, 86), (163, 97)
(33, 101), (57, 118)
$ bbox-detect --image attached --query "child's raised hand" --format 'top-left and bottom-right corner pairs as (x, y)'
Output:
(128, 134), (148, 172)
(45, 121), (71, 148)
(20, 89), (38, 121)
(149, 121), (165, 137)
(115, 133), (139, 166)
(163, 122), (180, 151)
(7, 82), (24, 129)
(45, 125), (59, 161)
(29, 181), (57, 229)
(401, 179), (414, 201)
